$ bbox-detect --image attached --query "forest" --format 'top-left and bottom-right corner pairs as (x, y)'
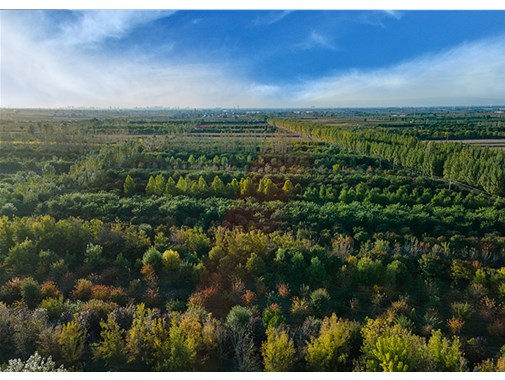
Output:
(0, 107), (504, 372)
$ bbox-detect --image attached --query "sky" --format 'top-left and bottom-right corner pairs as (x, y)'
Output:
(1, 10), (505, 108)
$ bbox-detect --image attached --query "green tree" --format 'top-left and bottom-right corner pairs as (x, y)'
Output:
(176, 176), (189, 194)
(240, 177), (256, 196)
(125, 304), (152, 364)
(145, 175), (156, 195)
(58, 321), (87, 366)
(142, 247), (163, 269)
(92, 315), (127, 370)
(282, 179), (295, 195)
(153, 174), (166, 196)
(197, 176), (208, 194)
(211, 176), (225, 195)
(305, 314), (359, 371)
(165, 176), (177, 195)
(4, 238), (39, 276)
(123, 175), (136, 195)
(20, 277), (40, 309)
(427, 330), (466, 371)
(162, 249), (181, 271)
(261, 327), (296, 371)
(258, 177), (277, 197)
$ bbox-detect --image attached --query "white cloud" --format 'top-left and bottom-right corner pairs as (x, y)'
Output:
(55, 10), (174, 47)
(1, 11), (504, 108)
(0, 11), (283, 108)
(252, 10), (293, 26)
(292, 35), (505, 107)
(382, 10), (403, 20)
(297, 31), (338, 50)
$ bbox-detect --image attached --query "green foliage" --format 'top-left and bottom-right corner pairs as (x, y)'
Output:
(258, 177), (277, 197)
(360, 319), (430, 372)
(92, 315), (127, 370)
(125, 304), (152, 365)
(371, 335), (410, 371)
(239, 177), (255, 196)
(145, 175), (156, 195)
(142, 247), (163, 269)
(162, 249), (181, 271)
(40, 297), (64, 320)
(153, 174), (166, 196)
(58, 320), (87, 366)
(210, 175), (225, 195)
(282, 179), (295, 195)
(20, 277), (40, 309)
(4, 239), (38, 276)
(123, 175), (136, 195)
(427, 330), (466, 371)
(310, 288), (331, 317)
(306, 314), (360, 371)
(261, 327), (296, 371)
(84, 243), (106, 269)
(226, 306), (253, 333)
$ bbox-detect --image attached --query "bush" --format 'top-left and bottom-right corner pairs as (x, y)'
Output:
(40, 281), (61, 299)
(2, 351), (66, 372)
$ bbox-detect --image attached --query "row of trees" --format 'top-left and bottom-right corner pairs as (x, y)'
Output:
(270, 119), (505, 196)
(137, 174), (295, 199)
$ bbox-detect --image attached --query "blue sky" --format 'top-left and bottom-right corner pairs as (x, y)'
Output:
(1, 10), (504, 107)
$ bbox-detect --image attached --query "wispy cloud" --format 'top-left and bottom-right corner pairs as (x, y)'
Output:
(297, 31), (338, 50)
(354, 10), (403, 28)
(382, 10), (403, 20)
(292, 35), (505, 106)
(252, 10), (293, 26)
(0, 11), (282, 108)
(55, 10), (174, 47)
(1, 11), (503, 108)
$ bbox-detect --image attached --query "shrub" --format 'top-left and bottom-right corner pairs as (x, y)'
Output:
(2, 352), (66, 372)
(360, 318), (430, 372)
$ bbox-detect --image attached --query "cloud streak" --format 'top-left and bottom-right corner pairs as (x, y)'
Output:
(292, 35), (505, 106)
(1, 11), (504, 108)
(297, 31), (338, 51)
(55, 10), (174, 47)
